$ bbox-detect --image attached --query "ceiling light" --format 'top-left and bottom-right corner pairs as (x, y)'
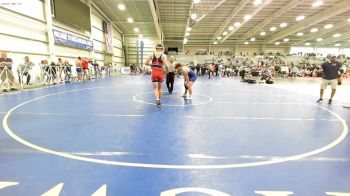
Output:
(223, 31), (228, 35)
(217, 37), (222, 40)
(324, 24), (333, 29)
(185, 32), (190, 36)
(244, 41), (249, 45)
(118, 4), (126, 11)
(234, 22), (241, 27)
(348, 18), (350, 22)
(228, 26), (234, 31)
(213, 41), (218, 45)
(187, 27), (192, 32)
(250, 37), (256, 41)
(270, 26), (277, 31)
(305, 43), (311, 46)
(310, 28), (318, 33)
(244, 15), (252, 21)
(333, 33), (341, 38)
(134, 28), (139, 32)
(191, 13), (197, 20)
(184, 38), (188, 42)
(297, 32), (304, 36)
(312, 1), (323, 7)
(280, 23), (287, 28)
(253, 0), (262, 6)
(283, 38), (290, 42)
(127, 18), (134, 23)
(194, 0), (200, 4)
(138, 35), (143, 39)
(335, 43), (341, 47)
(275, 42), (280, 45)
(260, 32), (266, 36)
(296, 16), (305, 21)
(316, 38), (323, 42)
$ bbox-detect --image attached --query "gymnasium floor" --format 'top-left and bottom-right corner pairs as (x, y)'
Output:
(0, 76), (349, 196)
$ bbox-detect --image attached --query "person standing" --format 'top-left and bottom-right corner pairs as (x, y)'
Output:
(166, 56), (176, 94)
(317, 55), (343, 104)
(144, 44), (170, 108)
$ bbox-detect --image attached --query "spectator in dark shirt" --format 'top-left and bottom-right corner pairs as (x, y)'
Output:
(317, 55), (343, 104)
(0, 52), (17, 91)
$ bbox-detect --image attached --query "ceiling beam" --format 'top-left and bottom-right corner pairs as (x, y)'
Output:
(221, 0), (273, 42)
(181, 1), (194, 45)
(240, 0), (302, 40)
(265, 0), (350, 43)
(291, 20), (350, 46)
(210, 0), (250, 42)
(147, 0), (162, 41)
(314, 31), (350, 47)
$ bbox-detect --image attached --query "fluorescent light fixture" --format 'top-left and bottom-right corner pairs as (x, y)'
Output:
(283, 38), (290, 42)
(296, 16), (305, 21)
(310, 28), (318, 33)
(118, 4), (126, 11)
(228, 26), (234, 31)
(127, 18), (133, 23)
(234, 22), (241, 27)
(223, 31), (228, 35)
(187, 27), (192, 32)
(244, 41), (249, 45)
(250, 37), (256, 41)
(217, 37), (222, 40)
(185, 32), (190, 36)
(138, 35), (143, 39)
(305, 43), (311, 46)
(280, 23), (287, 28)
(134, 28), (139, 32)
(333, 33), (341, 38)
(194, 0), (200, 4)
(244, 15), (252, 21)
(335, 43), (341, 47)
(324, 24), (333, 29)
(312, 1), (323, 7)
(260, 32), (266, 36)
(191, 13), (197, 20)
(270, 26), (277, 31)
(275, 42), (280, 45)
(297, 32), (304, 36)
(253, 0), (262, 6)
(213, 41), (218, 45)
(184, 38), (188, 42)
(316, 38), (323, 42)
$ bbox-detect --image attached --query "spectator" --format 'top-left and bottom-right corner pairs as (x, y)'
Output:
(17, 56), (34, 85)
(0, 52), (17, 91)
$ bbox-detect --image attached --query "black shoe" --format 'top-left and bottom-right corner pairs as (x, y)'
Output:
(10, 88), (18, 91)
(328, 99), (332, 104)
(3, 89), (9, 92)
(156, 100), (161, 108)
(316, 98), (323, 103)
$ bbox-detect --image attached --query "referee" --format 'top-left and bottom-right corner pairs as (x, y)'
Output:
(166, 56), (176, 94)
(316, 54), (343, 104)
